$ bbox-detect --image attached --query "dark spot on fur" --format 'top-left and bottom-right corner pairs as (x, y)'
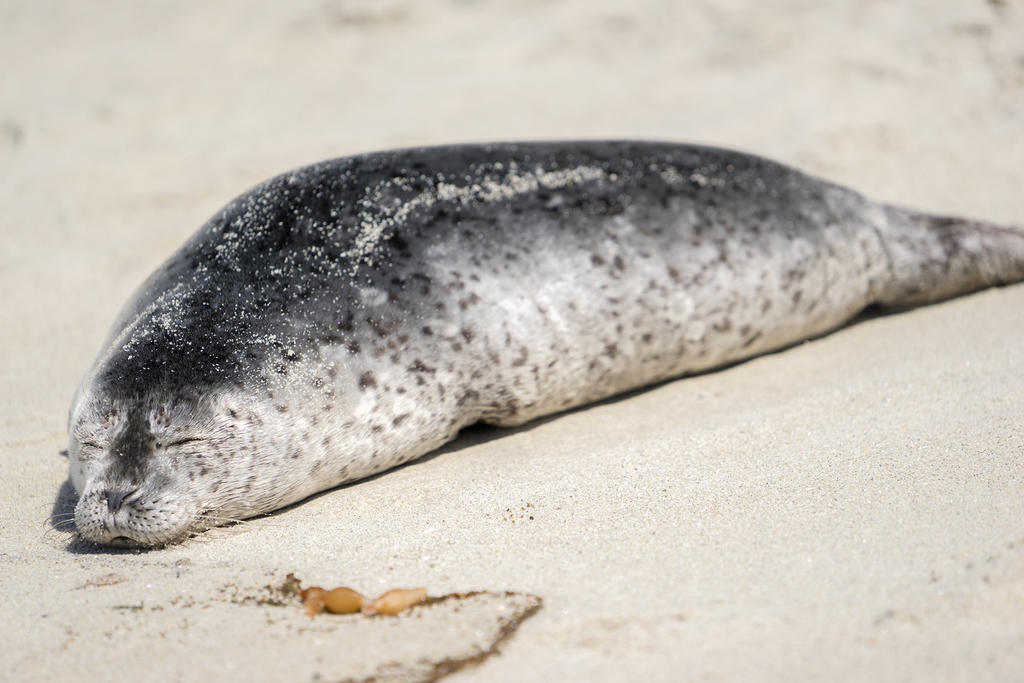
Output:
(389, 231), (410, 254)
(392, 413), (410, 427)
(347, 340), (361, 354)
(599, 196), (624, 216)
(459, 293), (481, 310)
(359, 372), (377, 389)
(511, 347), (529, 367)
(409, 359), (435, 374)
(275, 405), (288, 413)
(591, 254), (606, 266)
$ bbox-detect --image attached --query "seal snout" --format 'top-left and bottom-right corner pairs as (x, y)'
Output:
(73, 482), (198, 548)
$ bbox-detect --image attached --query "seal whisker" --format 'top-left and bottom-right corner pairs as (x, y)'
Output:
(43, 513), (78, 531)
(48, 518), (78, 530)
(193, 514), (254, 526)
(42, 519), (80, 542)
(45, 512), (77, 523)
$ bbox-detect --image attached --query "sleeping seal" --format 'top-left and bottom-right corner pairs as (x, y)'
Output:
(66, 141), (1024, 547)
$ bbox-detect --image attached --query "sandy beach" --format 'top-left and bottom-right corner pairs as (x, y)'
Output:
(2, 1), (1023, 680)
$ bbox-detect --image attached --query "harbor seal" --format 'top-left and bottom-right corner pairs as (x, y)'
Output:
(67, 141), (1024, 547)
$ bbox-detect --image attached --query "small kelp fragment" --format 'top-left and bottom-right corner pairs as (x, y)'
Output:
(362, 587), (428, 616)
(324, 587), (364, 614)
(295, 579), (428, 617)
(301, 586), (327, 617)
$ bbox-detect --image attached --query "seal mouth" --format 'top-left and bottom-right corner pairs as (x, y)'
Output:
(108, 535), (143, 548)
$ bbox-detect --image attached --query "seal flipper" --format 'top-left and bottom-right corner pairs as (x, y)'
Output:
(875, 208), (1024, 307)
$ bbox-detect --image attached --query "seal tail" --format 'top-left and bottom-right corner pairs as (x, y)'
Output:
(874, 207), (1024, 307)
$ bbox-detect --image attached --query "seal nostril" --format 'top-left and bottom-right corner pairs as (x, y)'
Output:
(105, 488), (137, 513)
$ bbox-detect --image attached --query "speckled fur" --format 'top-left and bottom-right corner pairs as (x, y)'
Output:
(68, 141), (1024, 546)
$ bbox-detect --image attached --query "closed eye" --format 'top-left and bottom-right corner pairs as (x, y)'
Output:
(75, 440), (103, 461)
(158, 437), (203, 448)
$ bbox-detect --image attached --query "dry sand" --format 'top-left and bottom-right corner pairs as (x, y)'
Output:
(2, 1), (1023, 681)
